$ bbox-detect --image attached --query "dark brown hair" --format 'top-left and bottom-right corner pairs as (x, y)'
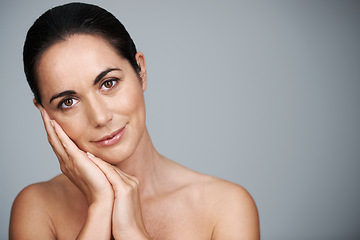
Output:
(23, 2), (140, 105)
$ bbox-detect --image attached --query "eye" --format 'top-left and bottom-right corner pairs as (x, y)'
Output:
(58, 97), (79, 109)
(100, 79), (118, 91)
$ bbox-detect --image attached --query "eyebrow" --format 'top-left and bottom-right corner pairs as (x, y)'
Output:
(49, 90), (76, 103)
(49, 68), (121, 103)
(93, 68), (121, 85)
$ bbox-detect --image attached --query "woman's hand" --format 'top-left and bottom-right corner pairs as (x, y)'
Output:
(87, 154), (151, 240)
(39, 107), (114, 205)
(40, 107), (151, 239)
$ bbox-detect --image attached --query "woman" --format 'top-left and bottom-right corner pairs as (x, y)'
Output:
(9, 2), (259, 239)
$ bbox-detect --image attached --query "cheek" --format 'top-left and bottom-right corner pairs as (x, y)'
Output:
(115, 85), (146, 120)
(55, 114), (88, 147)
(127, 91), (146, 124)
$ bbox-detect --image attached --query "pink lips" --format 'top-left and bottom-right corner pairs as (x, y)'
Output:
(92, 126), (126, 147)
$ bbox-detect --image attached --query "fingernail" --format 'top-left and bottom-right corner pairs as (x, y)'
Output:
(50, 119), (54, 127)
(87, 152), (95, 159)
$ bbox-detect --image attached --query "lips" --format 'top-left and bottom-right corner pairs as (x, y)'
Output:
(92, 125), (126, 147)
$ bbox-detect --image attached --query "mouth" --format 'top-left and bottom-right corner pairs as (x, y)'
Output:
(92, 125), (126, 147)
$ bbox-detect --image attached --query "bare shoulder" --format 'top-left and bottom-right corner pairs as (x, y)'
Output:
(183, 170), (260, 240)
(167, 162), (258, 213)
(9, 175), (67, 239)
(176, 165), (257, 208)
(202, 175), (257, 211)
(201, 175), (260, 239)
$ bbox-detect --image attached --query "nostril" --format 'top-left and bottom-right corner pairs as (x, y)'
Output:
(88, 101), (113, 128)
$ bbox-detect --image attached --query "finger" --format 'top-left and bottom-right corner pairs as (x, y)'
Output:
(40, 108), (67, 164)
(93, 156), (137, 187)
(113, 166), (140, 187)
(113, 168), (139, 190)
(87, 153), (138, 191)
(51, 119), (84, 159)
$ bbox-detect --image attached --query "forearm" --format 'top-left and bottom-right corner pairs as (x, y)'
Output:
(76, 202), (113, 240)
(114, 232), (152, 240)
(112, 220), (152, 240)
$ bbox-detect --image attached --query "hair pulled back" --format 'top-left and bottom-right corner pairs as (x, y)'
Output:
(23, 2), (140, 105)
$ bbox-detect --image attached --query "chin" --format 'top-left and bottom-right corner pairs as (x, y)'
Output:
(93, 144), (137, 166)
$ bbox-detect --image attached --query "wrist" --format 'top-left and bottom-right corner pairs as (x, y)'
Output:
(89, 191), (114, 207)
(76, 201), (113, 240)
(88, 198), (113, 213)
(113, 229), (152, 240)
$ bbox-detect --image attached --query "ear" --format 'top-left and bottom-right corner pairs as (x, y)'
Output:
(33, 98), (43, 111)
(135, 52), (147, 92)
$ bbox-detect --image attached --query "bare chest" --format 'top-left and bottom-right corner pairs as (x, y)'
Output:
(53, 197), (212, 240)
(142, 201), (212, 240)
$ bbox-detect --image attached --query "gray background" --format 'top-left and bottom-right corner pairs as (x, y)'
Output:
(1, 0), (359, 239)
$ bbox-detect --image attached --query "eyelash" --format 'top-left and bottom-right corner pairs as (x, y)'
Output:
(100, 78), (119, 91)
(57, 78), (120, 110)
(57, 97), (78, 109)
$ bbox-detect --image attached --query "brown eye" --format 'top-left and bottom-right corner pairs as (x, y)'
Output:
(101, 79), (118, 91)
(58, 97), (78, 109)
(64, 99), (73, 106)
(103, 80), (114, 88)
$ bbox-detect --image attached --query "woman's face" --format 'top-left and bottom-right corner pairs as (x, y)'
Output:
(36, 34), (147, 164)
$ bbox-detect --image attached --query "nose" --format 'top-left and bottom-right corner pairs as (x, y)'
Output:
(87, 95), (113, 128)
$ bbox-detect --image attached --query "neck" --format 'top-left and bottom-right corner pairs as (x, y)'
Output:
(115, 127), (164, 198)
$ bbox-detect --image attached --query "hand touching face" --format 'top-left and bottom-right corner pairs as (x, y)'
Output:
(35, 35), (152, 238)
(36, 34), (147, 164)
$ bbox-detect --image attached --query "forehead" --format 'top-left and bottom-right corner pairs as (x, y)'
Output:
(36, 34), (127, 99)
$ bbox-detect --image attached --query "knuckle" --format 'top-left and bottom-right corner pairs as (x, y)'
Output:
(48, 138), (54, 147)
(59, 164), (67, 173)
(119, 184), (133, 195)
(133, 177), (140, 186)
(62, 142), (67, 149)
(55, 153), (62, 162)
(130, 181), (139, 190)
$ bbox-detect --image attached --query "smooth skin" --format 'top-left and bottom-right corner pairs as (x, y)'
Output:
(9, 34), (260, 239)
